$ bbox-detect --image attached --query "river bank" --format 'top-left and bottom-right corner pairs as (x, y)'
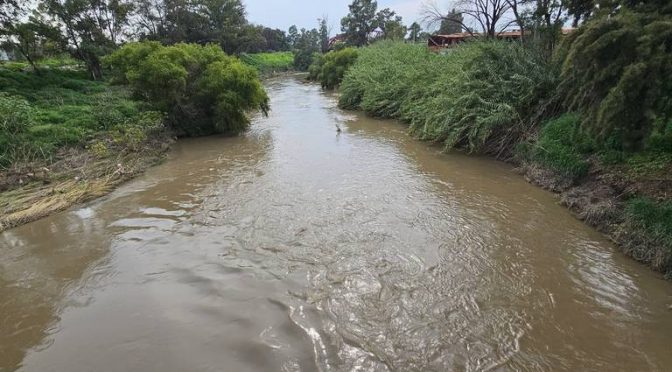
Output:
(522, 157), (672, 278)
(1, 45), (275, 232)
(336, 41), (672, 279)
(0, 129), (173, 232)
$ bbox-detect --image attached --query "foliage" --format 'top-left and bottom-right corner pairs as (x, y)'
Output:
(340, 0), (405, 46)
(0, 18), (63, 73)
(307, 47), (358, 89)
(341, 0), (378, 47)
(0, 93), (35, 167)
(340, 41), (557, 156)
(240, 51), (294, 73)
(105, 42), (269, 136)
(407, 22), (422, 42)
(41, 0), (133, 79)
(625, 197), (672, 273)
(528, 113), (592, 179)
(292, 28), (320, 71)
(0, 66), (154, 167)
(557, 10), (672, 150)
(437, 10), (463, 34)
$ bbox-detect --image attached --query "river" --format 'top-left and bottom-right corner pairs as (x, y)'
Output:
(1, 76), (671, 371)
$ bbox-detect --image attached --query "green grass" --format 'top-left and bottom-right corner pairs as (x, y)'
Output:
(240, 52), (294, 73)
(0, 66), (148, 168)
(625, 197), (672, 275)
(529, 114), (592, 180)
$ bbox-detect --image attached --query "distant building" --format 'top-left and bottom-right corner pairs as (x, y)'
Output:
(428, 28), (575, 51)
(328, 34), (346, 50)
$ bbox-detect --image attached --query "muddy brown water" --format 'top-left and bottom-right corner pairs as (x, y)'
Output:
(2, 76), (672, 372)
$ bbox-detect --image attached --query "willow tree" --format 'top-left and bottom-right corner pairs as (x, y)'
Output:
(557, 9), (672, 150)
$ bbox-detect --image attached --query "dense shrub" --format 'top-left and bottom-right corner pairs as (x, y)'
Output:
(105, 42), (269, 136)
(557, 10), (672, 151)
(528, 114), (592, 179)
(340, 41), (557, 156)
(308, 48), (358, 89)
(240, 52), (294, 73)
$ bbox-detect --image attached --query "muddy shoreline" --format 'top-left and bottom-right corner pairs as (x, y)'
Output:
(0, 132), (173, 232)
(521, 160), (671, 279)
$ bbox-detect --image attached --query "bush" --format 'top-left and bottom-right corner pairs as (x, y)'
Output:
(308, 48), (358, 89)
(557, 10), (672, 150)
(293, 49), (317, 71)
(339, 41), (557, 156)
(529, 114), (592, 179)
(105, 42), (269, 136)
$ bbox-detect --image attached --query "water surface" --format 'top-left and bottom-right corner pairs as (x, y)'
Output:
(2, 77), (671, 371)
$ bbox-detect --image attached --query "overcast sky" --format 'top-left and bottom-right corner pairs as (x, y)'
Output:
(243, 0), (427, 33)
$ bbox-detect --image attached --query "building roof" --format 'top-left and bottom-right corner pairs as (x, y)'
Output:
(432, 28), (575, 40)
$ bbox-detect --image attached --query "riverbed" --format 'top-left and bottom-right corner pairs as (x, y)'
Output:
(2, 76), (671, 371)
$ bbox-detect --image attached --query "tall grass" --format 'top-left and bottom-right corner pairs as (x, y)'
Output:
(240, 52), (294, 73)
(339, 41), (558, 156)
(625, 197), (672, 275)
(526, 113), (593, 180)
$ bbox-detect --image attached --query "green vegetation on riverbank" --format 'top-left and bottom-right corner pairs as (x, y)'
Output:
(308, 48), (358, 89)
(0, 66), (155, 169)
(106, 42), (269, 136)
(240, 52), (294, 73)
(0, 63), (171, 230)
(0, 42), (269, 231)
(338, 12), (672, 277)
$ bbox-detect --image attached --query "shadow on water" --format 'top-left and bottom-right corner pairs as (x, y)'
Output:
(1, 76), (671, 372)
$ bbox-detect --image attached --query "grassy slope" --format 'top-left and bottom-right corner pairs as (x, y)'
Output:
(0, 63), (172, 231)
(240, 51), (294, 74)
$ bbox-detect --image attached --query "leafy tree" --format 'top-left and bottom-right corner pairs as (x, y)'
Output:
(0, 0), (20, 30)
(557, 9), (672, 150)
(200, 0), (247, 53)
(0, 17), (62, 73)
(287, 24), (298, 48)
(375, 8), (406, 40)
(407, 22), (422, 42)
(262, 27), (288, 51)
(42, 0), (134, 79)
(105, 42), (269, 136)
(437, 9), (463, 34)
(341, 0), (378, 46)
(318, 17), (330, 53)
(292, 27), (320, 70)
(565, 0), (595, 26)
(381, 17), (406, 40)
(133, 0), (167, 39)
